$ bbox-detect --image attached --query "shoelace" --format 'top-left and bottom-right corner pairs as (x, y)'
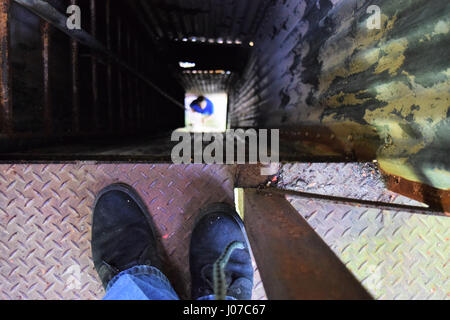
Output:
(213, 241), (245, 300)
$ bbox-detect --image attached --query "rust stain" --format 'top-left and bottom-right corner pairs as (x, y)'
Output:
(382, 169), (450, 215)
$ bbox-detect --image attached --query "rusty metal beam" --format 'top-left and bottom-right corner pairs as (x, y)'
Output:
(41, 20), (51, 135)
(13, 0), (185, 111)
(90, 0), (98, 129)
(241, 188), (372, 300)
(259, 187), (447, 217)
(0, 0), (13, 135)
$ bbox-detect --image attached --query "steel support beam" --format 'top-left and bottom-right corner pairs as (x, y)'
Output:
(241, 188), (372, 300)
(13, 0), (185, 111)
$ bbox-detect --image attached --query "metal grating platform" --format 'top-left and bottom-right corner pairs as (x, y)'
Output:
(0, 163), (267, 300)
(279, 163), (449, 300)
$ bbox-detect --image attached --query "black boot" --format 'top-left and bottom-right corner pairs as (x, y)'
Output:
(91, 183), (162, 289)
(190, 202), (254, 300)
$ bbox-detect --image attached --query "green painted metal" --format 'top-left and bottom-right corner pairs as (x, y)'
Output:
(228, 0), (450, 193)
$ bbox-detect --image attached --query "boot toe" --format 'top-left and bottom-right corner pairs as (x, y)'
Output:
(91, 184), (159, 288)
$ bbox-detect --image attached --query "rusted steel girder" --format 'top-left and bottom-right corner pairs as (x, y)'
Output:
(241, 188), (372, 300)
(381, 170), (450, 216)
(0, 0), (12, 135)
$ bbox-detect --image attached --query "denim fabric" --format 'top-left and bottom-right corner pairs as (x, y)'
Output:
(103, 265), (179, 300)
(103, 265), (235, 300)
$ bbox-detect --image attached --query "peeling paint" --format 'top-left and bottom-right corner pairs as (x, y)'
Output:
(229, 0), (449, 196)
(325, 90), (371, 107)
(433, 19), (449, 36)
(374, 38), (408, 75)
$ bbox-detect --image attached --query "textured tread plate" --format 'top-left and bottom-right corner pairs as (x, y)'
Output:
(0, 164), (267, 300)
(280, 163), (449, 300)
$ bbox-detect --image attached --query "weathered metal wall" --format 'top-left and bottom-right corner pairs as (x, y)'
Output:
(228, 0), (450, 199)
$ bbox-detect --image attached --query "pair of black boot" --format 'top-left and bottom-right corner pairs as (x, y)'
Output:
(91, 183), (254, 300)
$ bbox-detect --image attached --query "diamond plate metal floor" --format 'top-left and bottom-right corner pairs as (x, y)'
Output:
(279, 163), (449, 300)
(0, 164), (267, 300)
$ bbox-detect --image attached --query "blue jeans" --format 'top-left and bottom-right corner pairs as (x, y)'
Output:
(103, 265), (236, 300)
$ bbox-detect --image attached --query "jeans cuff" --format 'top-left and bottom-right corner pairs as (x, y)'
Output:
(106, 265), (172, 292)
